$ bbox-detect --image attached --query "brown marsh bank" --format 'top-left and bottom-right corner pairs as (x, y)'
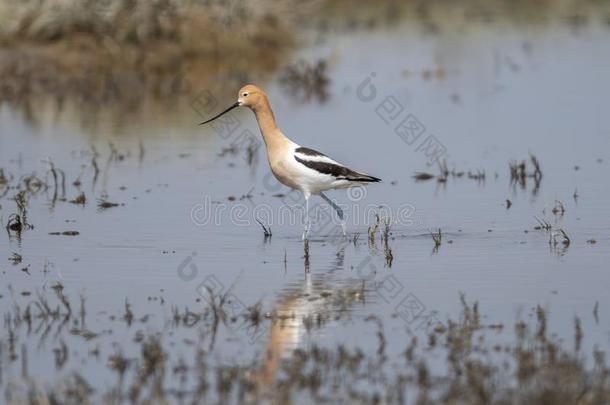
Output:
(2, 0), (610, 129)
(0, 0), (305, 123)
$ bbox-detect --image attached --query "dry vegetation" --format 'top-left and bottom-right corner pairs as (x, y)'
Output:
(1, 289), (609, 404)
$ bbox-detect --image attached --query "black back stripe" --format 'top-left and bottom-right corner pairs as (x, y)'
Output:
(295, 155), (352, 178)
(295, 146), (327, 157)
(294, 155), (381, 182)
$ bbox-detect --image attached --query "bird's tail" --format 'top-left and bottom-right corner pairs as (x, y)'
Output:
(347, 173), (381, 183)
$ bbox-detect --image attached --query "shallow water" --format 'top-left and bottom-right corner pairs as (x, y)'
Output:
(1, 4), (610, 400)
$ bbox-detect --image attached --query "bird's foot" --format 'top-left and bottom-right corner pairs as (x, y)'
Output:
(302, 224), (311, 240)
(302, 216), (312, 240)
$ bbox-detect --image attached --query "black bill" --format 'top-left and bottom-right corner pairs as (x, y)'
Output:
(199, 102), (240, 125)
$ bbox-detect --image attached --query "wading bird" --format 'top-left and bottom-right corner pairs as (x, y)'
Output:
(200, 85), (381, 240)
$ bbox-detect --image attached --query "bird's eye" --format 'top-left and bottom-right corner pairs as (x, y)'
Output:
(242, 92), (248, 97)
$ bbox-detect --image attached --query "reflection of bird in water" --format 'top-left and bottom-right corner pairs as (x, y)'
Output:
(255, 272), (315, 386)
(200, 85), (381, 239)
(253, 247), (355, 387)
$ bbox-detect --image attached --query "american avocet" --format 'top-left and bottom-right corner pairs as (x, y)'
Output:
(200, 84), (381, 239)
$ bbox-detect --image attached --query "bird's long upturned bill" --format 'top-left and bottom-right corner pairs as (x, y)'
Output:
(199, 102), (240, 125)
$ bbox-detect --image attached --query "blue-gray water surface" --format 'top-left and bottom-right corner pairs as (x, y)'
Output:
(1, 7), (610, 398)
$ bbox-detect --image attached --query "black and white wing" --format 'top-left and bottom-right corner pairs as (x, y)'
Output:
(293, 146), (381, 183)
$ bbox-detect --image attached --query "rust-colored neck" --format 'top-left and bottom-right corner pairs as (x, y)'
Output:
(251, 96), (287, 150)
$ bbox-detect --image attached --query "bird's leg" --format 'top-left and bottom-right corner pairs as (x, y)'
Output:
(302, 193), (311, 240)
(320, 192), (346, 236)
